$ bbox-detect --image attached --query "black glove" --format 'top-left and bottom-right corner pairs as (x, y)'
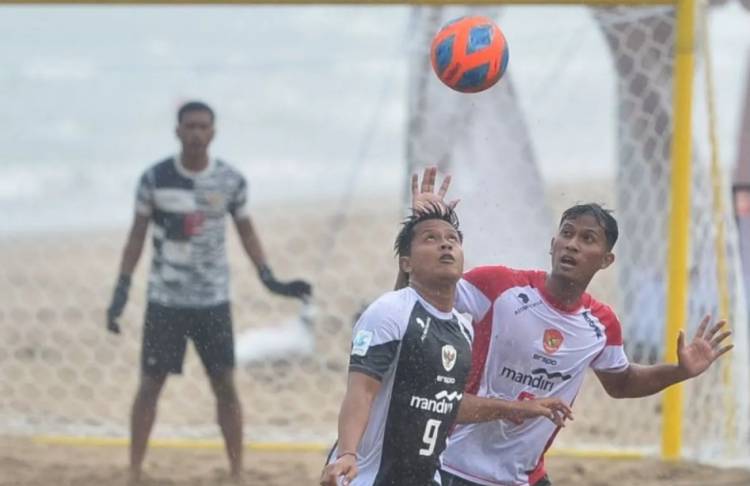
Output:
(106, 274), (131, 334)
(258, 265), (312, 301)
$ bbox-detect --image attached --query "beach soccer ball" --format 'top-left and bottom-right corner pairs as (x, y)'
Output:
(430, 16), (509, 93)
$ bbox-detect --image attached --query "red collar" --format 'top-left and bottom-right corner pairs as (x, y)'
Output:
(533, 272), (586, 314)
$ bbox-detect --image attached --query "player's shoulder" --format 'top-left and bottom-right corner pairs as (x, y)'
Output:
(365, 288), (419, 316)
(213, 159), (246, 178)
(462, 264), (544, 298)
(453, 311), (474, 341)
(584, 294), (618, 321)
(136, 157), (177, 190)
(353, 288), (418, 336)
(582, 293), (622, 341)
(142, 156), (175, 177)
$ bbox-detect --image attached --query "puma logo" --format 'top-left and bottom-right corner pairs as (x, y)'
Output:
(416, 316), (431, 341)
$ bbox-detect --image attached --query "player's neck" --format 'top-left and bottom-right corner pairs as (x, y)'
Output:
(409, 281), (456, 313)
(180, 151), (210, 172)
(544, 273), (588, 308)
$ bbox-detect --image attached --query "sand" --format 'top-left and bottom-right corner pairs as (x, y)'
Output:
(2, 436), (750, 486)
(1, 197), (749, 485)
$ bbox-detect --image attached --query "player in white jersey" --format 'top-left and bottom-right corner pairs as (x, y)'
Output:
(320, 205), (573, 486)
(105, 101), (312, 481)
(407, 168), (733, 486)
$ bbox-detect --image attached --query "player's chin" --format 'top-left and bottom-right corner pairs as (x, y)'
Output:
(552, 262), (578, 278)
(434, 265), (463, 282)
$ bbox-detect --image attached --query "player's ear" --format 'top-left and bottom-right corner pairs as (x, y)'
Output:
(399, 255), (412, 275)
(601, 252), (615, 269)
(549, 237), (555, 255)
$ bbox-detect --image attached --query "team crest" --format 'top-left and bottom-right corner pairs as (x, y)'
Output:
(542, 329), (564, 354)
(442, 344), (457, 372)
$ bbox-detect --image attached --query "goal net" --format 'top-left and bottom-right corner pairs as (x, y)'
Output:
(0, 1), (748, 466)
(406, 2), (749, 465)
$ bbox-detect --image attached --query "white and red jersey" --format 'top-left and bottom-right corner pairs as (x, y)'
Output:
(440, 265), (629, 486)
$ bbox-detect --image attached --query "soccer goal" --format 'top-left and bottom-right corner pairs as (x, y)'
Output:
(0, 0), (747, 468)
(403, 0), (749, 466)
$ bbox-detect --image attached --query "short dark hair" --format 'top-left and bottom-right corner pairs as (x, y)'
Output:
(559, 203), (619, 250)
(394, 204), (463, 258)
(177, 101), (215, 123)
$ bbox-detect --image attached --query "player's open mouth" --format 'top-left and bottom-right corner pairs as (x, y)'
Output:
(560, 255), (577, 266)
(439, 254), (456, 263)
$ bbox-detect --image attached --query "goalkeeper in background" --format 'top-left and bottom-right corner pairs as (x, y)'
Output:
(407, 168), (733, 486)
(105, 100), (311, 481)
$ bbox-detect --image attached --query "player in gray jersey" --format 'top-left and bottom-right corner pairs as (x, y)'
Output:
(320, 205), (572, 486)
(105, 101), (311, 481)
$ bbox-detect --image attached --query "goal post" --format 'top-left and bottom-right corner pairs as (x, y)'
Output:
(661, 0), (695, 461)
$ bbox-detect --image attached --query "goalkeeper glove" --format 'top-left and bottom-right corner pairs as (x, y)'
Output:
(258, 265), (312, 301)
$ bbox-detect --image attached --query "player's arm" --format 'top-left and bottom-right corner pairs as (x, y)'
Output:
(234, 216), (269, 269)
(456, 394), (573, 427)
(320, 371), (380, 486)
(106, 213), (149, 334)
(595, 315), (732, 398)
(338, 371), (381, 452)
(234, 216), (311, 300)
(120, 213), (150, 275)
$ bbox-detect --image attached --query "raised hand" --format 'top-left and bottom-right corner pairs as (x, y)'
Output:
(411, 166), (459, 214)
(677, 315), (733, 378)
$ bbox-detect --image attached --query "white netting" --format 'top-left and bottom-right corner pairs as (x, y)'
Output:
(0, 3), (748, 467)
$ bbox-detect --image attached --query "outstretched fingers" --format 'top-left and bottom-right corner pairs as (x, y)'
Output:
(677, 329), (686, 352)
(714, 343), (735, 360)
(420, 167), (437, 194)
(694, 314), (711, 339)
(437, 174), (451, 198)
(711, 329), (732, 348)
(705, 319), (728, 341)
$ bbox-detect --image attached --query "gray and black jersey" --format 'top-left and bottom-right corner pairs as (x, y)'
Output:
(329, 287), (473, 486)
(135, 156), (248, 308)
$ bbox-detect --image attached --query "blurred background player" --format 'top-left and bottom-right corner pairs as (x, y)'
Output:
(410, 168), (733, 486)
(105, 100), (312, 480)
(320, 204), (572, 486)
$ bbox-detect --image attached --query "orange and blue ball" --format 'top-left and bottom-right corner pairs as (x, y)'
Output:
(430, 16), (509, 93)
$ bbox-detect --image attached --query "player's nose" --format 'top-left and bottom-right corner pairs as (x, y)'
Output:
(564, 238), (580, 252)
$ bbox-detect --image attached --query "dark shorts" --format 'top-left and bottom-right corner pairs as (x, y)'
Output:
(141, 301), (234, 376)
(440, 469), (552, 486)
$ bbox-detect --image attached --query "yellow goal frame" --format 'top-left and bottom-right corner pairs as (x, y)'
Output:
(3, 0), (699, 462)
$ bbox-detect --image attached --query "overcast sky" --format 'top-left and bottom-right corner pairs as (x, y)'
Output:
(0, 4), (749, 232)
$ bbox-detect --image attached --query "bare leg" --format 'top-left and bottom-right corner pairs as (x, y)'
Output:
(210, 368), (243, 479)
(129, 372), (168, 480)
